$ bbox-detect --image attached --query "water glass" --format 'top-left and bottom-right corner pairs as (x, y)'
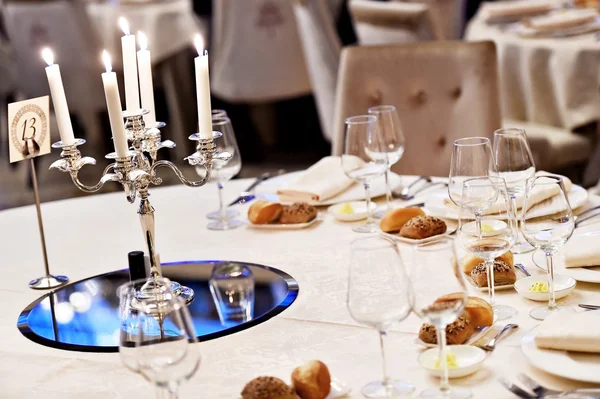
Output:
(209, 263), (255, 326)
(347, 236), (414, 397)
(342, 115), (387, 233)
(367, 105), (406, 218)
(493, 128), (536, 254)
(521, 176), (575, 320)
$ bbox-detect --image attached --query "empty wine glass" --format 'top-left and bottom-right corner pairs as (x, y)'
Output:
(198, 116), (243, 230)
(456, 176), (517, 320)
(493, 128), (536, 254)
(410, 237), (470, 399)
(367, 105), (406, 218)
(448, 137), (496, 207)
(342, 115), (388, 233)
(347, 236), (414, 398)
(521, 176), (575, 320)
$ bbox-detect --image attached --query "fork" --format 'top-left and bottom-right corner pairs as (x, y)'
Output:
(476, 323), (518, 351)
(393, 177), (447, 200)
(499, 377), (538, 399)
(517, 374), (600, 399)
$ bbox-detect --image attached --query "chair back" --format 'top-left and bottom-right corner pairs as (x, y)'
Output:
(3, 0), (105, 112)
(393, 0), (466, 39)
(349, 0), (443, 45)
(332, 41), (501, 176)
(291, 0), (342, 142)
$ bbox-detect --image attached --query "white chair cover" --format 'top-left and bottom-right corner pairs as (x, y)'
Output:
(211, 0), (311, 102)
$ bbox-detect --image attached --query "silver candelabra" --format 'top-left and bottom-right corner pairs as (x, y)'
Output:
(49, 109), (230, 303)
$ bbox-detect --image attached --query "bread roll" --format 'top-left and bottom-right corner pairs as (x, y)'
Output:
(242, 376), (299, 399)
(399, 215), (446, 239)
(461, 251), (514, 274)
(279, 203), (318, 224)
(379, 207), (426, 233)
(435, 294), (494, 328)
(291, 360), (331, 399)
(470, 260), (516, 288)
(248, 201), (283, 224)
(419, 317), (474, 345)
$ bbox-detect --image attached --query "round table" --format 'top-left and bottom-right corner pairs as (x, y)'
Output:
(2, 176), (600, 398)
(466, 10), (600, 131)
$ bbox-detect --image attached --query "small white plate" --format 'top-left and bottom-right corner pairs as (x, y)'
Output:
(514, 274), (576, 302)
(327, 377), (351, 398)
(415, 315), (498, 348)
(247, 216), (321, 230)
(418, 345), (486, 379)
(532, 249), (600, 284)
(327, 201), (376, 222)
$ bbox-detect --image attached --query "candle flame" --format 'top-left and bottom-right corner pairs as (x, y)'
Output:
(41, 47), (54, 66)
(102, 50), (112, 73)
(193, 34), (204, 56)
(118, 17), (130, 36)
(138, 31), (148, 51)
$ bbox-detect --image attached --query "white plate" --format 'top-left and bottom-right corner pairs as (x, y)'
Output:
(532, 249), (600, 283)
(380, 228), (451, 245)
(464, 265), (528, 292)
(415, 315), (498, 348)
(424, 185), (589, 220)
(246, 216), (321, 230)
(516, 18), (600, 38)
(328, 201), (376, 222)
(255, 171), (403, 206)
(514, 274), (576, 301)
(521, 327), (600, 384)
(418, 345), (486, 379)
(327, 378), (351, 398)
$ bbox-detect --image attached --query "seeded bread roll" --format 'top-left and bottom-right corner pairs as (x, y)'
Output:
(279, 203), (318, 224)
(379, 207), (426, 233)
(399, 215), (446, 239)
(248, 201), (283, 224)
(291, 360), (331, 399)
(242, 376), (299, 399)
(419, 317), (474, 345)
(470, 260), (516, 288)
(435, 294), (494, 328)
(461, 251), (514, 274)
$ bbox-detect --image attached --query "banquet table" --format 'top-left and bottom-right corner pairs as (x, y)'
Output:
(465, 11), (600, 131)
(2, 175), (600, 398)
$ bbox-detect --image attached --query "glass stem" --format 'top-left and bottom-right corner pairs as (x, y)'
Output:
(546, 251), (557, 310)
(510, 195), (522, 244)
(475, 212), (483, 240)
(436, 324), (450, 392)
(364, 182), (374, 226)
(378, 330), (391, 388)
(217, 182), (226, 221)
(384, 168), (392, 211)
(156, 386), (178, 399)
(485, 259), (496, 307)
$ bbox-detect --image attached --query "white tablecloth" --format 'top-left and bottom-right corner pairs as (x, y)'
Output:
(466, 11), (600, 131)
(2, 176), (600, 398)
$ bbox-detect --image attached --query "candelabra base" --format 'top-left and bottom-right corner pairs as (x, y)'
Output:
(29, 274), (69, 290)
(171, 281), (195, 304)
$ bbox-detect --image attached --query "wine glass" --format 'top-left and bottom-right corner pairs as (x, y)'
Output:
(342, 115), (388, 233)
(118, 277), (201, 399)
(456, 176), (517, 320)
(448, 137), (496, 207)
(347, 236), (414, 398)
(367, 105), (406, 218)
(410, 237), (470, 399)
(493, 128), (536, 254)
(521, 176), (575, 320)
(198, 116), (243, 230)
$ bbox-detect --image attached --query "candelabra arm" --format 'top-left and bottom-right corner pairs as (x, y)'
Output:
(138, 190), (161, 277)
(68, 168), (122, 193)
(151, 160), (212, 188)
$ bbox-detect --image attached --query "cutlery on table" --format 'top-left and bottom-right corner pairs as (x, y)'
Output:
(515, 263), (531, 276)
(476, 323), (518, 351)
(499, 377), (538, 399)
(575, 212), (600, 228)
(228, 169), (285, 206)
(517, 374), (600, 399)
(393, 177), (448, 200)
(579, 304), (600, 310)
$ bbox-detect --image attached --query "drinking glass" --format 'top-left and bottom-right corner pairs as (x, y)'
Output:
(493, 128), (536, 254)
(457, 176), (517, 320)
(209, 263), (255, 327)
(448, 137), (496, 207)
(347, 236), (414, 397)
(118, 277), (201, 399)
(410, 237), (470, 399)
(367, 105), (406, 218)
(198, 116), (243, 230)
(342, 115), (388, 233)
(521, 176), (575, 320)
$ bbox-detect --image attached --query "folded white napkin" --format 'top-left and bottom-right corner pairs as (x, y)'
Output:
(526, 9), (598, 31)
(563, 224), (600, 268)
(535, 311), (600, 353)
(277, 156), (364, 203)
(481, 0), (556, 19)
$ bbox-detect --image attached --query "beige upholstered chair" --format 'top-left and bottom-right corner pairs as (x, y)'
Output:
(349, 0), (443, 45)
(394, 0), (466, 40)
(332, 41), (501, 176)
(292, 0), (342, 142)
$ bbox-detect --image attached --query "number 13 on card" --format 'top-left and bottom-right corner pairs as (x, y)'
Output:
(8, 96), (51, 163)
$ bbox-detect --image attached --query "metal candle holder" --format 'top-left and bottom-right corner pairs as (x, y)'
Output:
(49, 109), (230, 303)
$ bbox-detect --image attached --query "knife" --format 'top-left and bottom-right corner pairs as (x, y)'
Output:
(228, 169), (285, 206)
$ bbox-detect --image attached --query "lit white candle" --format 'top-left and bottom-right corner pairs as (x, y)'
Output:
(194, 34), (212, 140)
(119, 17), (140, 112)
(101, 51), (129, 157)
(136, 31), (156, 127)
(42, 48), (75, 146)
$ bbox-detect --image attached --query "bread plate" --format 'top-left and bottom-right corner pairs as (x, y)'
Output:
(464, 264), (528, 292)
(379, 229), (452, 244)
(415, 315), (498, 348)
(514, 274), (576, 301)
(418, 345), (486, 379)
(246, 216), (322, 230)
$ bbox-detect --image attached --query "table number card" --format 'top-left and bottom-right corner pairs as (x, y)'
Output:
(8, 96), (51, 163)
